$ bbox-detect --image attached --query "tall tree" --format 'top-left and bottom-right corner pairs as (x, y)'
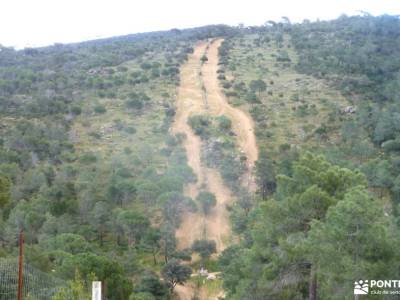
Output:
(116, 210), (150, 247)
(0, 175), (10, 208)
(220, 153), (372, 299)
(196, 191), (217, 215)
(307, 188), (400, 299)
(161, 259), (192, 293)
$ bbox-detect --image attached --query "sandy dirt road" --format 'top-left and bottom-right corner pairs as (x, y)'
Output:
(171, 38), (258, 299)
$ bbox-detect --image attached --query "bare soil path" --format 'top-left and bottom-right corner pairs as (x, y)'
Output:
(171, 38), (258, 299)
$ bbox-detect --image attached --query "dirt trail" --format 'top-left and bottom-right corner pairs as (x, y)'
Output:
(173, 284), (195, 300)
(171, 38), (258, 299)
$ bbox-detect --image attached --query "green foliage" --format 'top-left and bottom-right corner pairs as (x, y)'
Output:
(93, 104), (107, 114)
(134, 271), (169, 300)
(116, 210), (150, 246)
(196, 191), (217, 215)
(191, 239), (217, 261)
(0, 175), (10, 208)
(0, 24), (241, 298)
(291, 15), (400, 101)
(3, 15), (400, 300)
(60, 253), (131, 299)
(307, 188), (399, 298)
(255, 151), (276, 199)
(52, 270), (90, 300)
(188, 114), (211, 138)
(382, 139), (400, 152)
(161, 259), (192, 292)
(249, 79), (266, 95)
(41, 233), (90, 254)
(220, 153), (394, 299)
(216, 115), (232, 131)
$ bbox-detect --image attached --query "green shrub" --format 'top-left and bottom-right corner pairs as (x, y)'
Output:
(80, 152), (97, 164)
(217, 115), (232, 131)
(188, 115), (211, 138)
(382, 139), (400, 152)
(126, 99), (143, 110)
(94, 104), (107, 114)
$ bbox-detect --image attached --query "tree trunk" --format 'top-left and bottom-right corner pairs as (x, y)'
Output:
(309, 265), (317, 300)
(99, 231), (103, 247)
(153, 251), (157, 265)
(164, 244), (169, 263)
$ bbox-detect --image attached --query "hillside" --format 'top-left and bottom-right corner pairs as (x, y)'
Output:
(1, 15), (400, 300)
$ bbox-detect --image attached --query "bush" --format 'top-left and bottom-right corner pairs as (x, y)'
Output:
(126, 99), (143, 110)
(188, 115), (211, 138)
(217, 74), (226, 80)
(217, 115), (232, 131)
(140, 62), (152, 70)
(124, 126), (137, 134)
(279, 143), (291, 153)
(94, 104), (107, 114)
(196, 191), (217, 215)
(382, 139), (400, 152)
(80, 152), (97, 164)
(192, 239), (217, 260)
(225, 91), (238, 97)
(70, 106), (82, 115)
(245, 92), (260, 104)
(222, 82), (232, 89)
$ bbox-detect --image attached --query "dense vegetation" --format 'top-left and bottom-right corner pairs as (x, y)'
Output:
(1, 13), (400, 300)
(217, 14), (400, 299)
(0, 25), (234, 299)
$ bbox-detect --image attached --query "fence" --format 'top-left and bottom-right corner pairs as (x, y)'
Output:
(0, 258), (65, 300)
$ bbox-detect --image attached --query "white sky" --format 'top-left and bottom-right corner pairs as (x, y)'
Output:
(0, 0), (399, 49)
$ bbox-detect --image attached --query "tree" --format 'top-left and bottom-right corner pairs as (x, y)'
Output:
(188, 114), (211, 138)
(41, 233), (90, 254)
(249, 79), (267, 97)
(220, 153), (370, 299)
(196, 191), (216, 215)
(93, 104), (107, 114)
(307, 188), (400, 299)
(141, 228), (161, 265)
(0, 175), (10, 208)
(255, 152), (276, 199)
(392, 175), (400, 203)
(361, 159), (393, 197)
(52, 270), (90, 300)
(114, 179), (137, 207)
(244, 92), (260, 105)
(60, 253), (131, 300)
(126, 98), (143, 110)
(161, 259), (192, 293)
(217, 115), (232, 131)
(373, 112), (395, 145)
(158, 191), (188, 228)
(159, 223), (176, 263)
(116, 210), (150, 247)
(191, 239), (216, 263)
(134, 271), (169, 300)
(90, 201), (110, 245)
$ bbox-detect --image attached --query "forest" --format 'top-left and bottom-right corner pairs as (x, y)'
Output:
(0, 14), (400, 300)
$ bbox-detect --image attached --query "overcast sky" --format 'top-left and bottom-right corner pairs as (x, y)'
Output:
(0, 0), (399, 49)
